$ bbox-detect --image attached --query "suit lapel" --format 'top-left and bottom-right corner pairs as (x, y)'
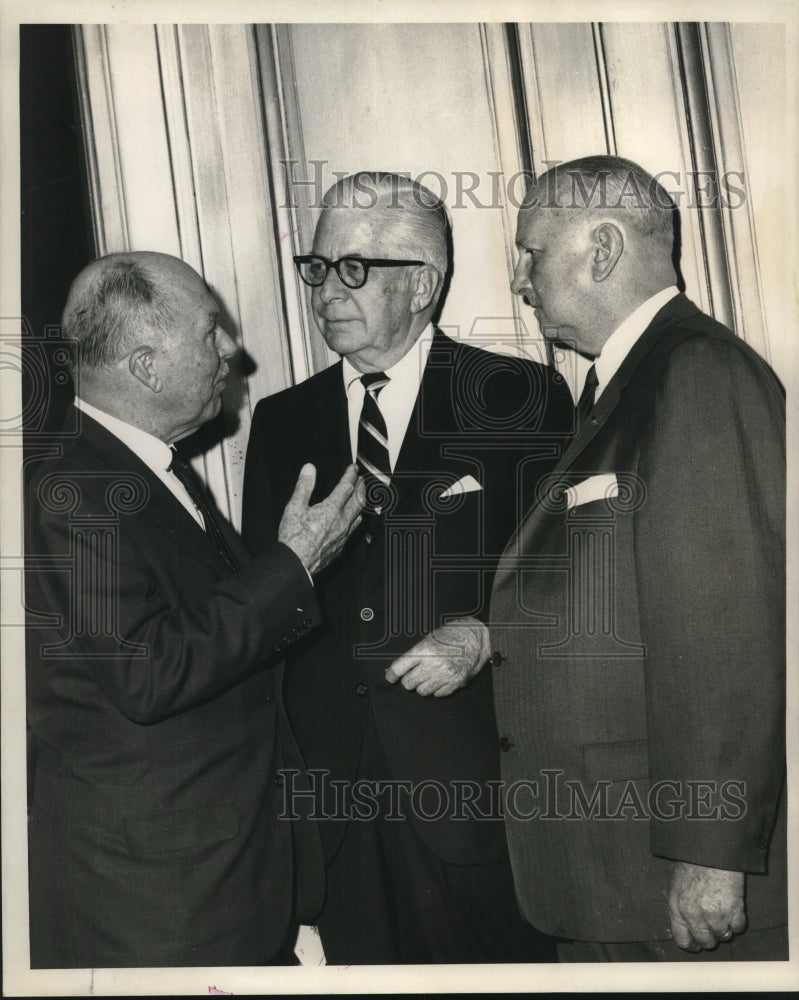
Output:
(308, 362), (351, 499)
(366, 332), (473, 542)
(501, 294), (700, 566)
(72, 406), (240, 576)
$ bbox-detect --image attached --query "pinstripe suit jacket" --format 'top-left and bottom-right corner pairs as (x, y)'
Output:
(489, 296), (787, 942)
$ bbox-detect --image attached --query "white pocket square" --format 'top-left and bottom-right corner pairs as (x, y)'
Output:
(439, 474), (483, 499)
(566, 473), (619, 509)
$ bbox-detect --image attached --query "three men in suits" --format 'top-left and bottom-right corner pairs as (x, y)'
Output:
(243, 172), (574, 963)
(25, 251), (363, 967)
(490, 155), (787, 961)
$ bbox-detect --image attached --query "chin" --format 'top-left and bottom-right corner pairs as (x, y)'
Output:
(318, 322), (365, 356)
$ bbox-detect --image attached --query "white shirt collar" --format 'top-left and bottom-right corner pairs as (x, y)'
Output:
(73, 397), (205, 527)
(73, 397), (173, 471)
(342, 324), (433, 396)
(594, 286), (679, 400)
(341, 325), (434, 469)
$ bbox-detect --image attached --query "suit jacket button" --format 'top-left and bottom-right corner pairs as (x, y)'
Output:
(355, 682), (369, 696)
(291, 625), (302, 638)
(500, 736), (514, 752)
(274, 774), (285, 787)
(360, 607), (374, 621)
(490, 650), (505, 667)
(303, 618), (313, 629)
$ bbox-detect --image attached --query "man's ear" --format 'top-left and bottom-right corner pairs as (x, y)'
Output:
(129, 346), (161, 392)
(410, 264), (439, 314)
(591, 223), (623, 282)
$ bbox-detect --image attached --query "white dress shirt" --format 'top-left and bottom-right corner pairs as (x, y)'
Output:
(73, 396), (205, 528)
(593, 286), (679, 401)
(342, 325), (434, 469)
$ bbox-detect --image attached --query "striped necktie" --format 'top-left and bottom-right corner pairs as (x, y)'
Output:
(356, 372), (391, 514)
(168, 449), (240, 571)
(576, 364), (598, 424)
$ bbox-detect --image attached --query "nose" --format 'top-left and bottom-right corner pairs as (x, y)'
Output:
(510, 256), (532, 298)
(316, 264), (348, 304)
(215, 326), (237, 360)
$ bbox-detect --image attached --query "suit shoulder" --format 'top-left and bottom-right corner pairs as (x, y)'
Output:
(440, 338), (572, 433)
(447, 337), (564, 388)
(657, 315), (783, 397)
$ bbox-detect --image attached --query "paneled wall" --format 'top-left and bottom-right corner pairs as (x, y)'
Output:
(72, 21), (788, 525)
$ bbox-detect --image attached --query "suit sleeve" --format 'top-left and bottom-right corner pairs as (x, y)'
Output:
(633, 335), (785, 872)
(28, 482), (321, 726)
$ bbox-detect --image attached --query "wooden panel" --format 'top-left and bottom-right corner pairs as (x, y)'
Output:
(103, 25), (180, 255)
(728, 22), (789, 386)
(254, 24), (328, 381)
(72, 24), (294, 525)
(286, 23), (522, 363)
(476, 24), (547, 371)
(601, 22), (714, 318)
(522, 22), (608, 172)
(703, 22), (772, 364)
(72, 25), (129, 253)
(175, 24), (290, 527)
(516, 22), (611, 399)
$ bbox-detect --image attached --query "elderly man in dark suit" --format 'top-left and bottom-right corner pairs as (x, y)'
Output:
(243, 172), (574, 964)
(490, 155), (786, 961)
(25, 251), (363, 968)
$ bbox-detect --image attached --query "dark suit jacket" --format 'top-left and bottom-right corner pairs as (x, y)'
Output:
(25, 407), (324, 968)
(489, 295), (787, 941)
(243, 330), (573, 864)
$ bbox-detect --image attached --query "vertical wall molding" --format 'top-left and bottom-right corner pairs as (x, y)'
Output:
(674, 22), (736, 332)
(254, 24), (330, 382)
(70, 24), (298, 524)
(72, 25), (129, 254)
(591, 24), (617, 157)
(154, 25), (204, 272)
(701, 22), (769, 360)
(477, 23), (537, 359)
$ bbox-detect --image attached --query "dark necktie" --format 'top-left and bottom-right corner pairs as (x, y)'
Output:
(356, 372), (391, 515)
(576, 364), (599, 424)
(168, 449), (240, 571)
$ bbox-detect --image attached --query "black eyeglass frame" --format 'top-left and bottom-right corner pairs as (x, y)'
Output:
(293, 254), (427, 289)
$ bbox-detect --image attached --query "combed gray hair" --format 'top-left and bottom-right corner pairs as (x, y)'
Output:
(534, 155), (676, 249)
(62, 256), (173, 369)
(320, 171), (451, 281)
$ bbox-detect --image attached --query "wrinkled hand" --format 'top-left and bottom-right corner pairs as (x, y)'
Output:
(278, 463), (364, 575)
(384, 618), (490, 697)
(668, 861), (746, 951)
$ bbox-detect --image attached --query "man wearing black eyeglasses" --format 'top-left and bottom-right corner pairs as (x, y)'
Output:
(243, 172), (573, 964)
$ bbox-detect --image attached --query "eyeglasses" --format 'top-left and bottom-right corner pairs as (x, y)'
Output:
(293, 254), (426, 290)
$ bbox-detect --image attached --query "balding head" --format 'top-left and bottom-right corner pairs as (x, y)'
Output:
(64, 252), (236, 442)
(528, 156), (676, 254)
(64, 252), (192, 370)
(511, 156), (678, 356)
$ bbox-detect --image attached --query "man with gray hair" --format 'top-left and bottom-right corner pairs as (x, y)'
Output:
(490, 155), (786, 961)
(243, 172), (573, 963)
(25, 251), (363, 966)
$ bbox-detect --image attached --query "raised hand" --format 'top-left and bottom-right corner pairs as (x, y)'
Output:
(278, 463), (364, 575)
